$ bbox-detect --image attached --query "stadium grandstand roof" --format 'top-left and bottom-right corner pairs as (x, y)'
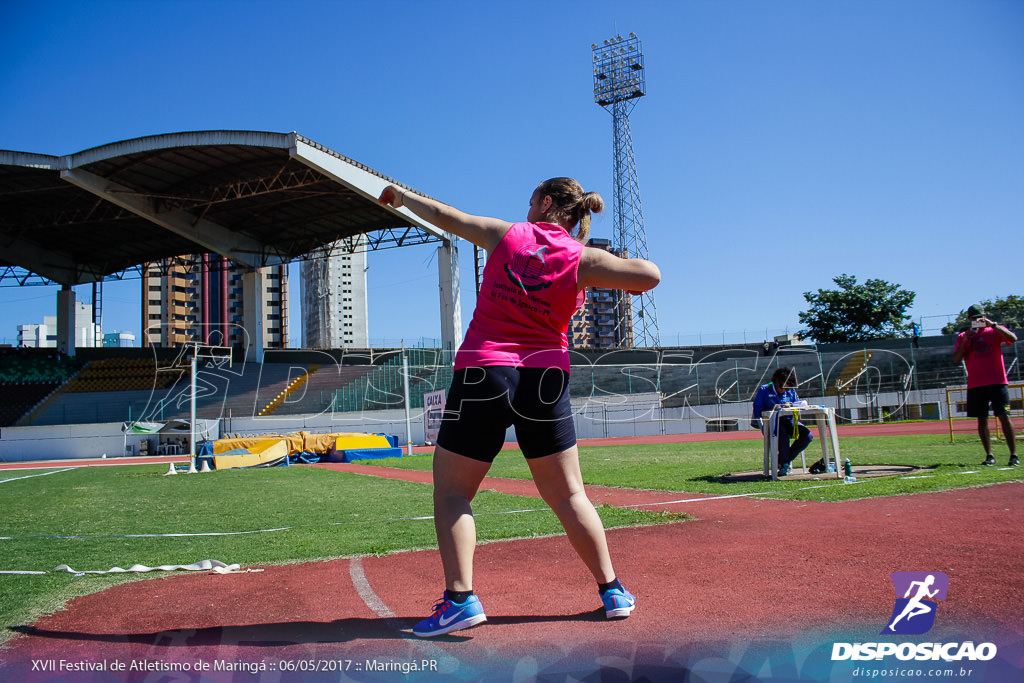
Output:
(0, 130), (448, 286)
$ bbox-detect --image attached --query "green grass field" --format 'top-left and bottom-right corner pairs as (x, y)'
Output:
(376, 433), (1023, 501)
(1, 432), (1020, 643)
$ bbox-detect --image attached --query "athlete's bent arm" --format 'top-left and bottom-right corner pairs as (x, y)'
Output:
(577, 246), (661, 294)
(378, 185), (511, 253)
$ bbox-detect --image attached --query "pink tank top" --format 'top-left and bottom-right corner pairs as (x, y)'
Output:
(454, 222), (584, 371)
(956, 327), (1010, 388)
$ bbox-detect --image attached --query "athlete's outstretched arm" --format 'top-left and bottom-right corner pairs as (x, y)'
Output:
(378, 185), (511, 253)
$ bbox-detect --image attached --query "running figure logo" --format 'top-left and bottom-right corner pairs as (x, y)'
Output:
(881, 571), (949, 635)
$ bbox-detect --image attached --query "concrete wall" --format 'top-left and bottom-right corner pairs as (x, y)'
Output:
(0, 420), (220, 463)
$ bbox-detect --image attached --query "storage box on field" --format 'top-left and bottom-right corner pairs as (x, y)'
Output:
(883, 405), (905, 421)
(705, 417), (738, 432)
(860, 406), (880, 422)
(920, 402), (941, 420)
(840, 407), (877, 422)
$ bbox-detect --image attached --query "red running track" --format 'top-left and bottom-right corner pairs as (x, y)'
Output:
(2, 454), (1022, 681)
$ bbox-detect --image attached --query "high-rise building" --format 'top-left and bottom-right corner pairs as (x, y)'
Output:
(141, 254), (288, 350)
(568, 238), (634, 350)
(17, 302), (98, 348)
(300, 241), (369, 349)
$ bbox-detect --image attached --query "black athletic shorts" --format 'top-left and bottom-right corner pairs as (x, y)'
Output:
(966, 384), (1011, 418)
(436, 366), (576, 463)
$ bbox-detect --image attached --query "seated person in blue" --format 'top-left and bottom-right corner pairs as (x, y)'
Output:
(751, 367), (813, 476)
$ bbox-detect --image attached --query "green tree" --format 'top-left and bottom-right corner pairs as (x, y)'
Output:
(798, 274), (916, 343)
(942, 295), (1024, 334)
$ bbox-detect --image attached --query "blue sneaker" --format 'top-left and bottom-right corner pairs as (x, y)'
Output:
(778, 463), (792, 477)
(602, 587), (636, 619)
(413, 592), (487, 637)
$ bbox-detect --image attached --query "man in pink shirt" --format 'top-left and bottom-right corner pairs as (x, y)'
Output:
(953, 304), (1019, 466)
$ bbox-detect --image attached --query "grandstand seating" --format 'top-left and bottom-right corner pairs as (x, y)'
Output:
(1, 381), (62, 427)
(0, 349), (85, 426)
(271, 364), (375, 415)
(150, 360), (299, 421)
(2, 337), (1016, 427)
(0, 349), (83, 383)
(25, 357), (298, 425)
(31, 389), (166, 426)
(258, 364), (321, 416)
(62, 358), (184, 393)
(273, 348), (450, 415)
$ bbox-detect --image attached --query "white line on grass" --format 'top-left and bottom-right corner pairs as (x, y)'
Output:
(0, 527), (292, 541)
(0, 467), (75, 484)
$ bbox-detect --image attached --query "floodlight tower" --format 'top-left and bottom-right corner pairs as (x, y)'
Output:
(592, 33), (660, 348)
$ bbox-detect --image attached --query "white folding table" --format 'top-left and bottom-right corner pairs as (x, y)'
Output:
(762, 404), (841, 481)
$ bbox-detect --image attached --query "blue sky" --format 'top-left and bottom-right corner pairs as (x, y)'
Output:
(1, 0), (1021, 347)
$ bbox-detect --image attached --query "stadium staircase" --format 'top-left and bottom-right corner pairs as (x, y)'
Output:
(827, 351), (873, 396)
(258, 364), (320, 416)
(271, 364), (375, 416)
(160, 361), (298, 421)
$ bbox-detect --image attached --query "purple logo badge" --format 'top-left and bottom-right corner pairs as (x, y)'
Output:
(881, 571), (949, 635)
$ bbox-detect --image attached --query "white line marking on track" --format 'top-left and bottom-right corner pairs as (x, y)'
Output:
(620, 491), (772, 507)
(349, 558), (460, 673)
(349, 557), (397, 619)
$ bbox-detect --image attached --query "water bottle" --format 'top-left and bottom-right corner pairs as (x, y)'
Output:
(843, 458), (856, 483)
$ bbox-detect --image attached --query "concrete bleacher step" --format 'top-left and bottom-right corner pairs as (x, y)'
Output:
(155, 361), (298, 421)
(3, 382), (61, 427)
(827, 351), (873, 396)
(14, 365), (87, 427)
(258, 364), (320, 416)
(271, 364), (376, 416)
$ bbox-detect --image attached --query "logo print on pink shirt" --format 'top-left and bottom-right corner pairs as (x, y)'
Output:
(505, 245), (553, 292)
